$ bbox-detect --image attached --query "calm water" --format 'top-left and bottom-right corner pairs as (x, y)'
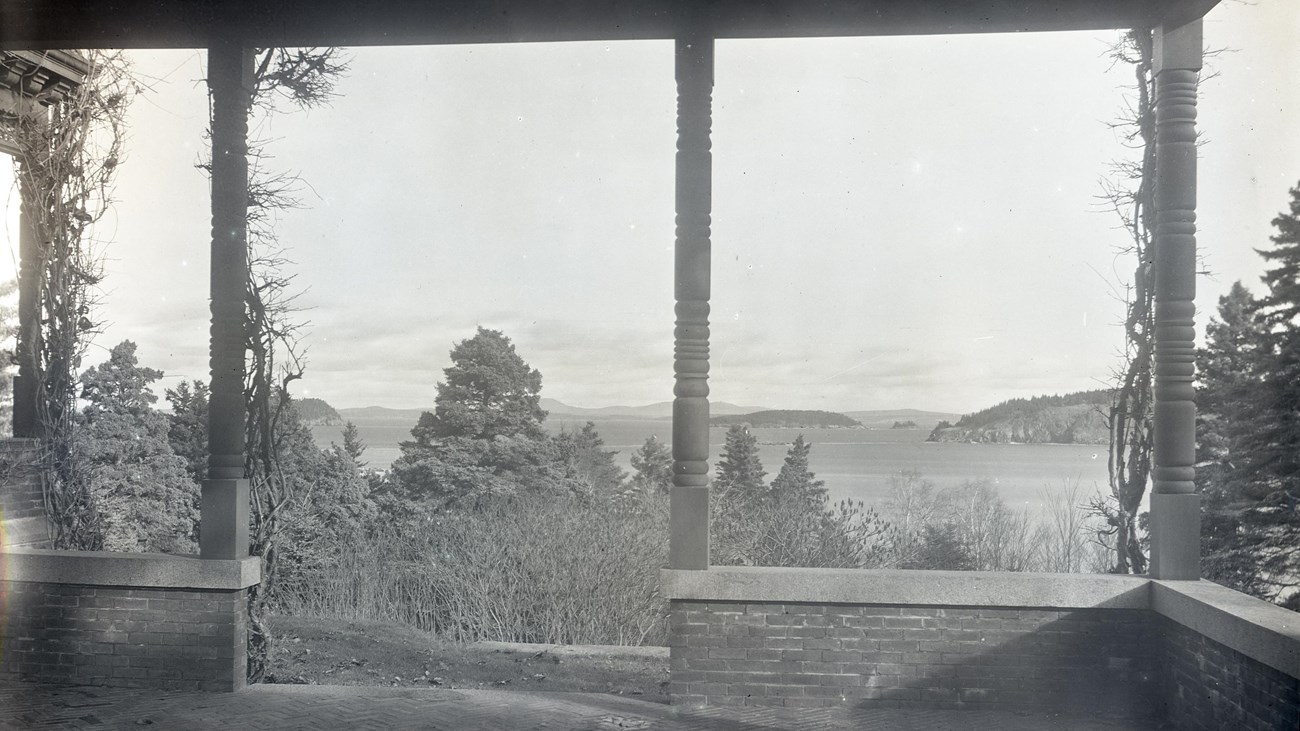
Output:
(312, 416), (1110, 514)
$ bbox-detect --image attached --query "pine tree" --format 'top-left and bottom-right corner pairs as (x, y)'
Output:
(427, 327), (546, 441)
(75, 341), (199, 553)
(1196, 282), (1266, 503)
(341, 420), (367, 465)
(552, 421), (626, 498)
(1198, 183), (1300, 608)
(165, 379), (210, 483)
(769, 434), (826, 505)
(629, 435), (673, 496)
(714, 424), (766, 497)
(1243, 183), (1300, 500)
(1258, 183), (1300, 328)
(711, 431), (893, 568)
(391, 328), (555, 506)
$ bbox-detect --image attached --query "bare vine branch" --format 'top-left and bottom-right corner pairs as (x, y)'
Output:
(201, 45), (349, 682)
(12, 50), (137, 549)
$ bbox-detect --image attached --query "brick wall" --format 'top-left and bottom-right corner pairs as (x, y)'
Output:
(0, 439), (49, 547)
(668, 600), (1157, 714)
(0, 581), (247, 691)
(1159, 614), (1300, 730)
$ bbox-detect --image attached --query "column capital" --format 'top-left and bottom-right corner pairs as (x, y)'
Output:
(206, 37), (257, 94)
(1154, 19), (1203, 75)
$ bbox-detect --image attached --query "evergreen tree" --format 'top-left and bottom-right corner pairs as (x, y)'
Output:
(769, 434), (826, 505)
(165, 379), (210, 483)
(1197, 183), (1300, 607)
(428, 327), (545, 441)
(899, 523), (975, 571)
(1242, 183), (1300, 500)
(340, 420), (367, 466)
(552, 421), (626, 498)
(629, 435), (673, 496)
(1196, 282), (1265, 503)
(391, 328), (556, 507)
(75, 341), (199, 553)
(711, 431), (894, 568)
(1258, 183), (1300, 328)
(714, 424), (766, 497)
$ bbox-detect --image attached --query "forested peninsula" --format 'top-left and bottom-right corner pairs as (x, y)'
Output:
(710, 410), (863, 429)
(926, 390), (1110, 444)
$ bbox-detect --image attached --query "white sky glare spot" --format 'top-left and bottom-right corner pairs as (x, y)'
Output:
(1, 1), (1296, 414)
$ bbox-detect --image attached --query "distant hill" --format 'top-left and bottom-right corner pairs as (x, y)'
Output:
(338, 406), (429, 423)
(844, 409), (962, 430)
(337, 399), (773, 424)
(297, 397), (342, 426)
(539, 398), (770, 419)
(711, 410), (863, 429)
(927, 389), (1112, 445)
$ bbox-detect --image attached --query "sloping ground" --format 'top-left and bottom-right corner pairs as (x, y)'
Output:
(0, 680), (1166, 730)
(264, 615), (670, 702)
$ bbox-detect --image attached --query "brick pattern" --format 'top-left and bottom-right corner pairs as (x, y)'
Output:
(0, 581), (247, 691)
(1159, 615), (1300, 730)
(668, 601), (1157, 714)
(0, 438), (45, 522)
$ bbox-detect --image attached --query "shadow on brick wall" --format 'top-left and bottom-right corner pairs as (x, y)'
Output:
(669, 594), (1157, 718)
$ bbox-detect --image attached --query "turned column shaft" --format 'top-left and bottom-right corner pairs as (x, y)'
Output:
(670, 36), (713, 570)
(14, 168), (40, 438)
(201, 40), (253, 559)
(1150, 20), (1202, 580)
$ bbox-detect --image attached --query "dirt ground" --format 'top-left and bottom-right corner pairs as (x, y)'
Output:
(263, 615), (672, 703)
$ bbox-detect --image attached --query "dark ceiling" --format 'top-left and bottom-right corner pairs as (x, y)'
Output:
(1, 0), (1219, 50)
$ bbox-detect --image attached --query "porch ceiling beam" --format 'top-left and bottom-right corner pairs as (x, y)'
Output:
(0, 0), (1219, 50)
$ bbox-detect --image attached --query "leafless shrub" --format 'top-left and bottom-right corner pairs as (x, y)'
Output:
(274, 494), (669, 646)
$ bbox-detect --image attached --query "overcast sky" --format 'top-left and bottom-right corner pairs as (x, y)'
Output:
(3, 0), (1298, 414)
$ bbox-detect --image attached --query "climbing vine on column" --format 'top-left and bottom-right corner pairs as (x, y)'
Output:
(12, 50), (136, 549)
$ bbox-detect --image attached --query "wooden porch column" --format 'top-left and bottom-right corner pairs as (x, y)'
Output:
(201, 39), (253, 560)
(670, 35), (713, 570)
(13, 171), (39, 438)
(1149, 19), (1202, 580)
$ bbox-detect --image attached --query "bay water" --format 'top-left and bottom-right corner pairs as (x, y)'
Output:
(312, 415), (1111, 516)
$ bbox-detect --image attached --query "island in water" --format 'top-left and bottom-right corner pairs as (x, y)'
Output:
(927, 389), (1111, 445)
(710, 409), (863, 429)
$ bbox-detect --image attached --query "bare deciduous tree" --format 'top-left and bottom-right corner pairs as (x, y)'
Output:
(1091, 29), (1157, 574)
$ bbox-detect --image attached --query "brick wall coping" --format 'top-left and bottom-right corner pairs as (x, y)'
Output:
(661, 566), (1150, 609)
(1152, 579), (1300, 680)
(2, 548), (259, 590)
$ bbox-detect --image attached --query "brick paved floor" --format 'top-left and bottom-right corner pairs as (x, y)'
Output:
(0, 682), (1166, 730)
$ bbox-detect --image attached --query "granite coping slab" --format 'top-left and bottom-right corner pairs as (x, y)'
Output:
(2, 547), (259, 590)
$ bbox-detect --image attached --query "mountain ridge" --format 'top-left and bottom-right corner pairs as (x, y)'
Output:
(336, 399), (775, 422)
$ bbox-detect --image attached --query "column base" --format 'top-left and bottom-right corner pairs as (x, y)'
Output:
(670, 486), (709, 570)
(201, 478), (250, 560)
(1149, 492), (1200, 580)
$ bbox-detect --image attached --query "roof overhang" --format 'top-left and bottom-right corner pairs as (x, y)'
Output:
(0, 0), (1221, 50)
